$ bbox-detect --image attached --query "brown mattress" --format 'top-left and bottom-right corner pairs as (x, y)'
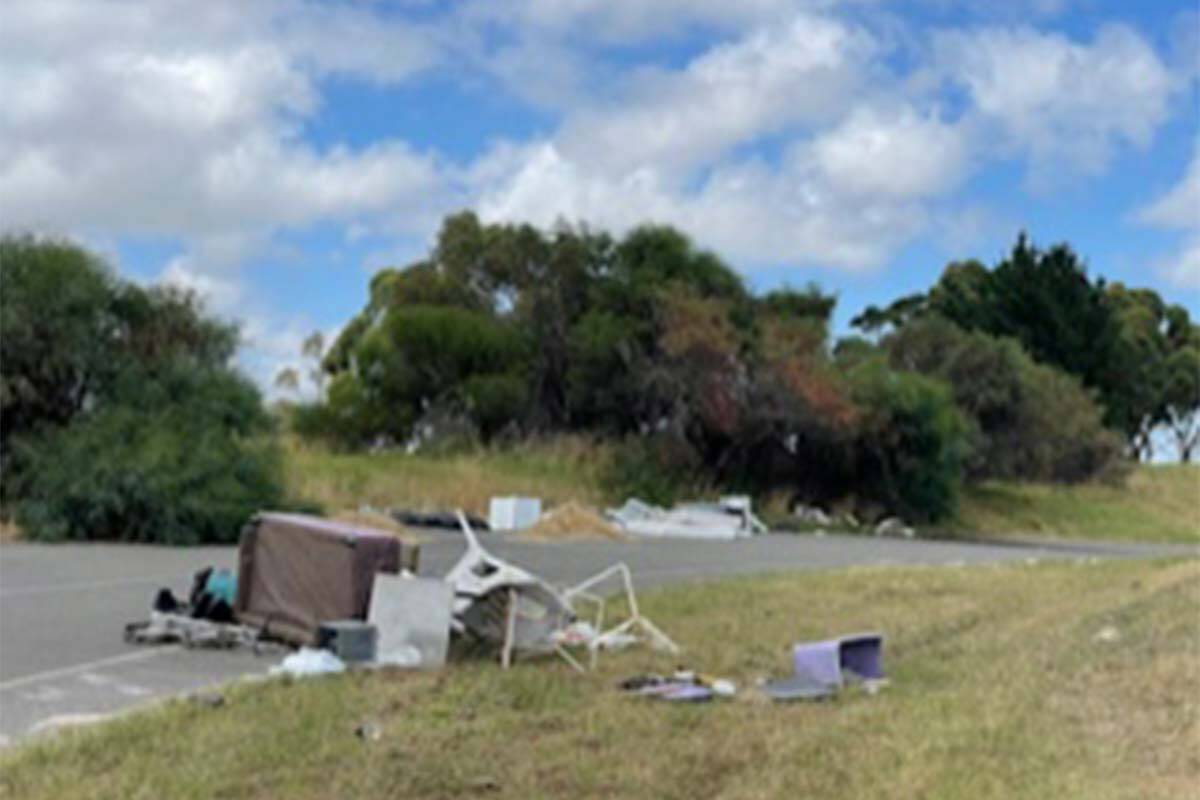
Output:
(234, 512), (419, 645)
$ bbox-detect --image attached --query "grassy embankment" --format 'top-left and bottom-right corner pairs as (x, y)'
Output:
(282, 436), (614, 519)
(955, 464), (1199, 544)
(2, 557), (1196, 799)
(287, 437), (1198, 543)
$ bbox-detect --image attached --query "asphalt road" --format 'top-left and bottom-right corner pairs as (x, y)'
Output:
(0, 532), (1192, 744)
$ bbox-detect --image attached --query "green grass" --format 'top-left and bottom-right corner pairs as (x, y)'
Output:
(3, 558), (1197, 799)
(955, 464), (1200, 544)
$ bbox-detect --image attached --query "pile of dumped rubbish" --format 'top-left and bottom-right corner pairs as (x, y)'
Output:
(126, 505), (887, 704)
(126, 510), (680, 676)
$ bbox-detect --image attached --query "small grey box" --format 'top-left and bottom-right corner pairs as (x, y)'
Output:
(317, 620), (378, 663)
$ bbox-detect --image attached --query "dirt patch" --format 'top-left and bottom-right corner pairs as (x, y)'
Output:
(520, 502), (628, 541)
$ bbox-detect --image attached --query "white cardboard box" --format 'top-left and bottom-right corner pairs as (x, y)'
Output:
(488, 496), (542, 531)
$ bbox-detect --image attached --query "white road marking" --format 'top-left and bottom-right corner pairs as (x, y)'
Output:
(0, 648), (178, 693)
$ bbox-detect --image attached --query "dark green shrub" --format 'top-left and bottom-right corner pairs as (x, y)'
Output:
(884, 317), (1123, 483)
(601, 435), (704, 507)
(13, 365), (284, 544)
(847, 360), (970, 522)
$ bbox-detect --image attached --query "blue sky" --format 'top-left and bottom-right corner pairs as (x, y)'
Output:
(2, 1), (1197, 390)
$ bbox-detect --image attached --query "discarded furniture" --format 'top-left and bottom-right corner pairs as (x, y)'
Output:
(563, 563), (679, 669)
(234, 512), (419, 646)
(368, 574), (453, 669)
(445, 513), (574, 667)
(447, 512), (678, 670)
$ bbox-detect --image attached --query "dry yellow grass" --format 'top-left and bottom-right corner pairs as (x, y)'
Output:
(3, 557), (1196, 799)
(327, 509), (424, 546)
(520, 501), (628, 541)
(284, 436), (612, 519)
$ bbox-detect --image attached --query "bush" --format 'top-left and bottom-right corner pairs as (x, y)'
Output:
(884, 317), (1123, 483)
(601, 435), (704, 506)
(847, 360), (970, 522)
(13, 368), (284, 544)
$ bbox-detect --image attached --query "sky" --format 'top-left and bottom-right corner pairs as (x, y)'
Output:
(2, 0), (1198, 393)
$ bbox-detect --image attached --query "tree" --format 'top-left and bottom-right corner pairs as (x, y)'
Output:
(883, 317), (1122, 483)
(850, 235), (1178, 450)
(844, 359), (969, 522)
(1163, 343), (1200, 462)
(1, 235), (285, 542)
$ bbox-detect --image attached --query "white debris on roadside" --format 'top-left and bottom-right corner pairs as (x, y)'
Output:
(270, 647), (347, 678)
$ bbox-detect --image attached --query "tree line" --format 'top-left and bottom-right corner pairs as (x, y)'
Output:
(1, 218), (1196, 543)
(291, 212), (1198, 521)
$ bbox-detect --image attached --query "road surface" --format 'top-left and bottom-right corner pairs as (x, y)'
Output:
(0, 532), (1192, 743)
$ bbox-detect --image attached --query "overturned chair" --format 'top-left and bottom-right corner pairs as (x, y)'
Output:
(446, 512), (679, 670)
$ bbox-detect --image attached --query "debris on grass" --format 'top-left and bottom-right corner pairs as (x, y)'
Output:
(270, 647), (346, 678)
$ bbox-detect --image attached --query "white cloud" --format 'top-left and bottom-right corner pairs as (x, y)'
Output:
(557, 15), (877, 174)
(160, 259), (245, 312)
(476, 139), (926, 270)
(935, 24), (1171, 177)
(1159, 239), (1200, 291)
(1138, 150), (1200, 230)
(809, 106), (970, 199)
(461, 0), (802, 45)
(1137, 148), (1200, 290)
(3, 2), (1189, 389)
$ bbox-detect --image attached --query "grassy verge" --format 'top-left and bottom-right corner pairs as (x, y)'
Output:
(283, 435), (613, 518)
(3, 558), (1197, 799)
(956, 464), (1199, 544)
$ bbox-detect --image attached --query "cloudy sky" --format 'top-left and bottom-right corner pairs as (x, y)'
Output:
(3, 0), (1197, 389)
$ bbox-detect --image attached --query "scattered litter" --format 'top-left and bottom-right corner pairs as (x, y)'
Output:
(874, 517), (915, 539)
(235, 512), (417, 645)
(124, 612), (264, 650)
(762, 675), (837, 702)
(368, 574), (453, 669)
(1093, 625), (1121, 644)
(619, 669), (735, 702)
(608, 496), (767, 540)
(270, 647), (346, 678)
(354, 721), (382, 742)
(188, 691), (225, 709)
(521, 501), (628, 541)
(488, 496), (542, 531)
(764, 633), (886, 702)
(317, 620), (378, 663)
